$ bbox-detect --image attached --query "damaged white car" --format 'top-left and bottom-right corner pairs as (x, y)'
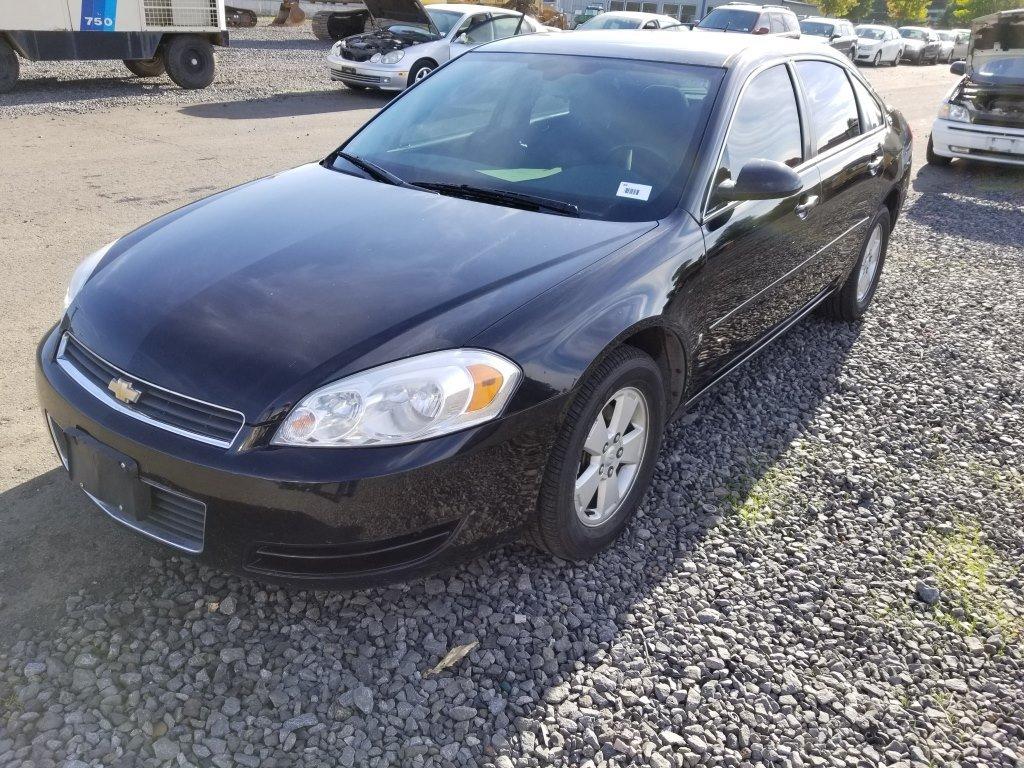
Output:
(928, 9), (1024, 166)
(327, 0), (544, 91)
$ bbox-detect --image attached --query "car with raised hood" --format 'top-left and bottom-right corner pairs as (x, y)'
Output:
(928, 9), (1024, 167)
(326, 0), (542, 91)
(799, 17), (858, 59)
(899, 26), (942, 64)
(854, 24), (903, 66)
(575, 11), (686, 30)
(38, 32), (911, 588)
(695, 3), (800, 37)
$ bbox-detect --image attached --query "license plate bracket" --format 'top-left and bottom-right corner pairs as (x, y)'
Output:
(65, 428), (151, 521)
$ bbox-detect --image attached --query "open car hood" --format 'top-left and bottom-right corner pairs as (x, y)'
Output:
(363, 0), (439, 34)
(968, 9), (1024, 85)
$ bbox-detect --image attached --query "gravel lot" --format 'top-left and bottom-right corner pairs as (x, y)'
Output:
(1, 27), (1022, 768)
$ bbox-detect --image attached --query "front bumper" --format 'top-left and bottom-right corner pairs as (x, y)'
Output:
(931, 117), (1024, 167)
(326, 54), (408, 91)
(854, 46), (880, 61)
(36, 326), (564, 588)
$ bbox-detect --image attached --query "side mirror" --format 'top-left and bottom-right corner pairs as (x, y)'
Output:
(715, 159), (803, 202)
(753, 26), (769, 34)
(950, 60), (966, 75)
(830, 32), (839, 40)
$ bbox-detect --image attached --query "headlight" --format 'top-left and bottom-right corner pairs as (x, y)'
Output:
(369, 52), (382, 62)
(381, 49), (405, 64)
(331, 41), (342, 55)
(938, 102), (970, 122)
(64, 241), (115, 310)
(273, 349), (521, 447)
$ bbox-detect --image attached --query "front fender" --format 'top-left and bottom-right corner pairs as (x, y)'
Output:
(471, 212), (707, 415)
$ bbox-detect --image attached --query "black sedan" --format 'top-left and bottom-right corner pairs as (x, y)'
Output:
(38, 32), (911, 587)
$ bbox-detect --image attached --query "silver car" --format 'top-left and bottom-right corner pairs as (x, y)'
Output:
(327, 0), (543, 92)
(854, 23), (903, 66)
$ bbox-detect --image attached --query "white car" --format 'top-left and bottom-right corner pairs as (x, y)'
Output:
(950, 28), (970, 60)
(928, 9), (1024, 167)
(327, 0), (544, 92)
(934, 30), (956, 63)
(854, 24), (903, 66)
(575, 11), (686, 30)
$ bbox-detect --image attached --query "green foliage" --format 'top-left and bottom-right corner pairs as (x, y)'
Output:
(949, 0), (1018, 22)
(886, 0), (930, 22)
(817, 0), (861, 17)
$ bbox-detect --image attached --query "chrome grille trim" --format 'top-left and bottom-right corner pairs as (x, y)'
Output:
(55, 333), (245, 449)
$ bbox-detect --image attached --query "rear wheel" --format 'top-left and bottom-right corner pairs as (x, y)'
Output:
(124, 57), (166, 78)
(0, 38), (19, 94)
(162, 35), (216, 90)
(926, 135), (952, 165)
(530, 347), (666, 561)
(821, 206), (890, 322)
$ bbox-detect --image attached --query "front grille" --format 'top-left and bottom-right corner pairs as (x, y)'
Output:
(332, 69), (383, 84)
(146, 484), (206, 553)
(57, 334), (244, 448)
(247, 520), (461, 577)
(143, 0), (219, 28)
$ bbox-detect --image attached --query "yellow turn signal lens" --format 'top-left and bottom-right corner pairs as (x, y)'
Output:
(467, 364), (504, 412)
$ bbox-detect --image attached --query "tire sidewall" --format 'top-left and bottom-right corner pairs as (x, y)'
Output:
(849, 207), (890, 316)
(548, 354), (665, 557)
(164, 36), (215, 90)
(407, 61), (435, 89)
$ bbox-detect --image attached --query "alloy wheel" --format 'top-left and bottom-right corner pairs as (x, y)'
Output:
(574, 386), (648, 527)
(415, 66), (433, 81)
(857, 223), (883, 303)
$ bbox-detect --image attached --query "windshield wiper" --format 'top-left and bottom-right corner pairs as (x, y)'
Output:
(333, 151), (427, 191)
(413, 182), (580, 217)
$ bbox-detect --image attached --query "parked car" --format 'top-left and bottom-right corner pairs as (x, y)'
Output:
(899, 26), (942, 64)
(39, 32), (911, 587)
(934, 30), (956, 63)
(695, 3), (800, 37)
(928, 9), (1024, 166)
(951, 27), (970, 60)
(854, 23), (903, 66)
(327, 0), (542, 91)
(576, 11), (685, 30)
(799, 16), (858, 59)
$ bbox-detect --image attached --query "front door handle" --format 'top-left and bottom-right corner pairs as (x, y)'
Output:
(795, 194), (819, 219)
(867, 154), (884, 175)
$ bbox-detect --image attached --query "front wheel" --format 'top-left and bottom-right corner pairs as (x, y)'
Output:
(0, 38), (19, 94)
(873, 51), (882, 66)
(926, 135), (952, 166)
(406, 60), (435, 88)
(821, 206), (890, 322)
(124, 57), (166, 78)
(530, 347), (666, 561)
(162, 35), (216, 90)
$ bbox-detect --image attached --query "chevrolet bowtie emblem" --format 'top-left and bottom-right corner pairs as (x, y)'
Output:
(108, 377), (141, 405)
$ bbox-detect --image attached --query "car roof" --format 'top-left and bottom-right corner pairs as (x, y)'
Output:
(429, 3), (516, 13)
(802, 16), (843, 23)
(899, 25), (931, 30)
(710, 3), (795, 11)
(481, 29), (846, 68)
(586, 10), (669, 18)
(855, 23), (891, 28)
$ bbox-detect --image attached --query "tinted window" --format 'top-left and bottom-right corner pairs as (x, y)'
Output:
(343, 53), (724, 222)
(716, 64), (803, 196)
(801, 21), (834, 36)
(850, 76), (884, 131)
(698, 8), (758, 31)
(795, 61), (860, 153)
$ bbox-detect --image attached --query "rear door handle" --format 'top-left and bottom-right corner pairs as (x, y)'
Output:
(795, 194), (819, 219)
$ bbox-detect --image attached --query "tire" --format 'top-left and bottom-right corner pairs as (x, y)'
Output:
(530, 346), (666, 561)
(124, 57), (166, 78)
(0, 38), (19, 94)
(926, 135), (952, 166)
(162, 35), (216, 90)
(873, 51), (881, 66)
(821, 206), (890, 322)
(311, 11), (335, 41)
(406, 60), (436, 88)
(891, 49), (900, 66)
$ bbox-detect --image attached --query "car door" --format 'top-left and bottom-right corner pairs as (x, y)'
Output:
(790, 59), (888, 296)
(449, 13), (495, 59)
(692, 63), (822, 385)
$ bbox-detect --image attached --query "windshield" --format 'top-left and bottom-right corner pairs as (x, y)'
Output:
(424, 9), (462, 35)
(578, 14), (642, 29)
(697, 8), (758, 31)
(900, 28), (926, 40)
(936, 31), (953, 41)
(976, 57), (1024, 81)
(800, 21), (835, 37)
(856, 27), (885, 40)
(339, 52), (724, 222)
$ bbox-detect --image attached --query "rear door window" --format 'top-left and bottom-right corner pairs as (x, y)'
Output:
(795, 60), (861, 153)
(850, 76), (884, 131)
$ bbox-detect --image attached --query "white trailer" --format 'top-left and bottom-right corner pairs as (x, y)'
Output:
(0, 0), (230, 92)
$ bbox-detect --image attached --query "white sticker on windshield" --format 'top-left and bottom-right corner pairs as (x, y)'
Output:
(616, 182), (652, 202)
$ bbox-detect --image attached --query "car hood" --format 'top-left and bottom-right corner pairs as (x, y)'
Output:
(968, 9), (1024, 84)
(67, 164), (654, 423)
(364, 0), (437, 33)
(901, 37), (926, 49)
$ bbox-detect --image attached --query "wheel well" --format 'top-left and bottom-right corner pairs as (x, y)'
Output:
(414, 58), (438, 70)
(883, 186), (901, 232)
(619, 326), (687, 415)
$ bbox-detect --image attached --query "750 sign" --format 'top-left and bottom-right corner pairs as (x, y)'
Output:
(83, 16), (116, 28)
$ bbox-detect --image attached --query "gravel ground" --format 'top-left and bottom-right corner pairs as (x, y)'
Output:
(0, 24), (343, 119)
(2, 162), (1022, 767)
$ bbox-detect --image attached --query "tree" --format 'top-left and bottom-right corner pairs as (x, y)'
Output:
(949, 0), (1016, 22)
(818, 0), (860, 17)
(886, 0), (930, 21)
